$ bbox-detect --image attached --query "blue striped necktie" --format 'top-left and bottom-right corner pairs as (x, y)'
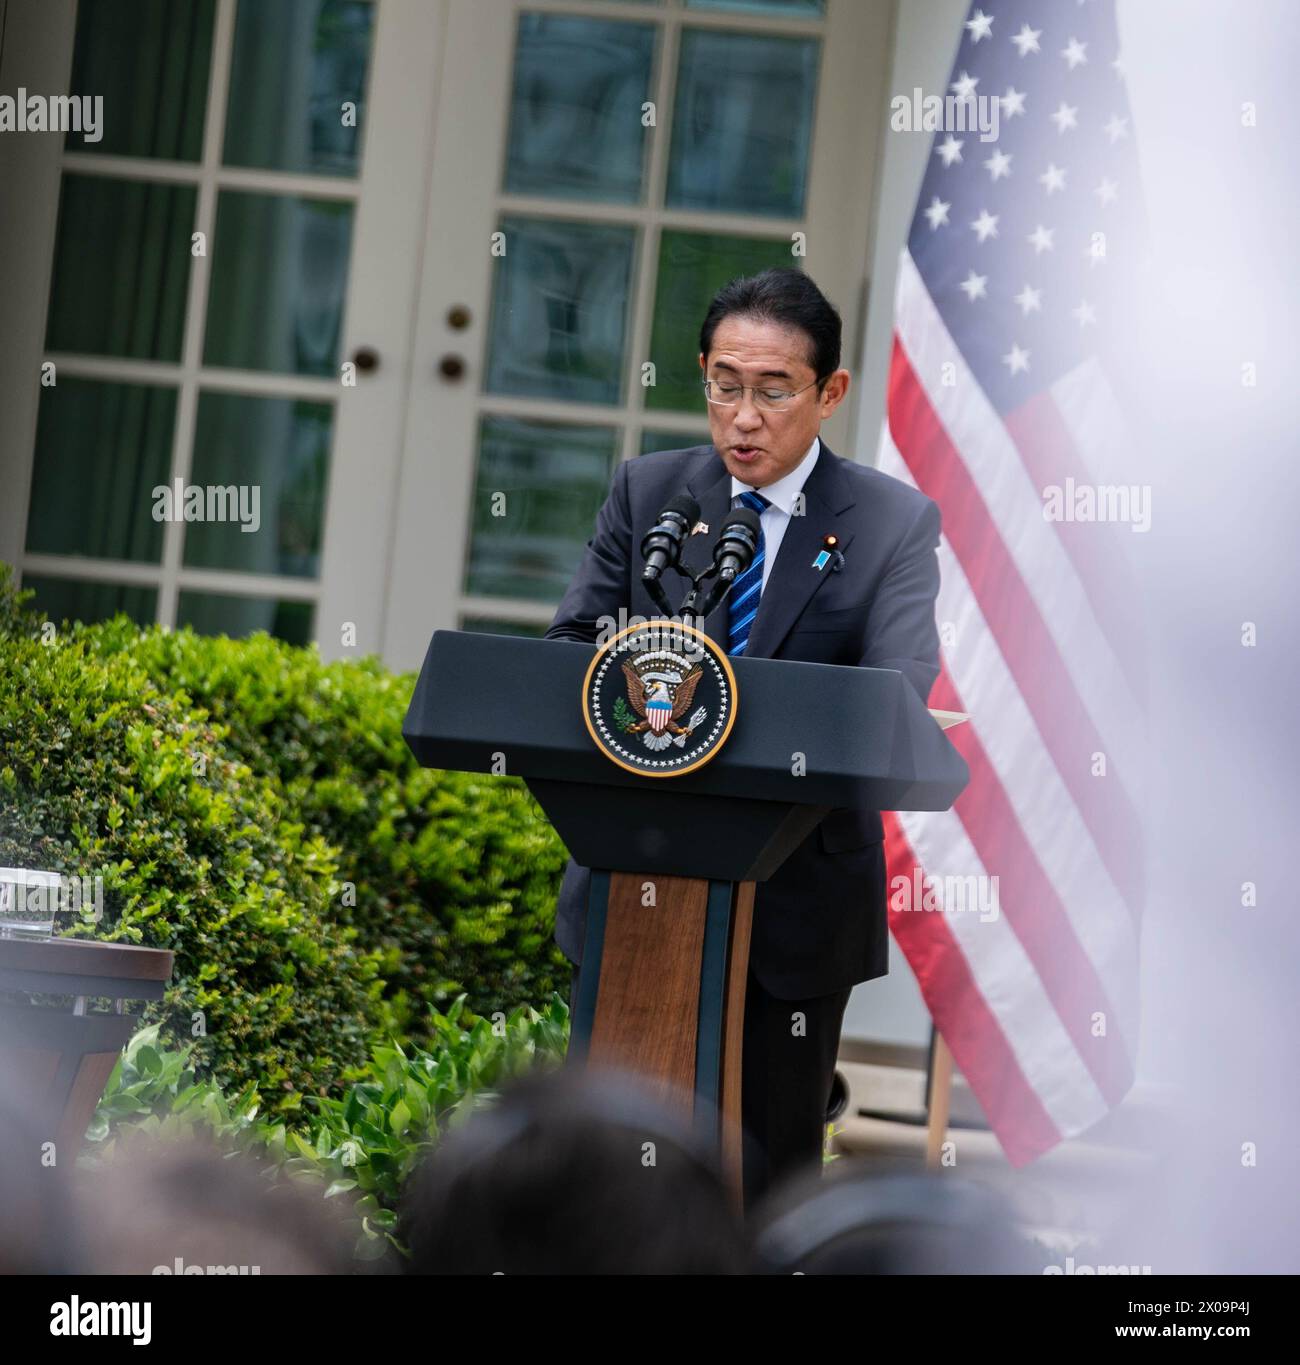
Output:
(726, 489), (770, 656)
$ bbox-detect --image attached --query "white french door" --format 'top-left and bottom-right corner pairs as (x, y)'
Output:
(0, 0), (439, 652)
(380, 0), (892, 670)
(1, 0), (894, 670)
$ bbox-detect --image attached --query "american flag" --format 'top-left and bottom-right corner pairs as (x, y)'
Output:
(879, 0), (1147, 1164)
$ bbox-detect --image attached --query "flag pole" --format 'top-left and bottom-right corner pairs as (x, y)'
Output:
(925, 1028), (954, 1167)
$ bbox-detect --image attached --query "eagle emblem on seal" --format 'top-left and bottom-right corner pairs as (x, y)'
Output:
(618, 650), (709, 753)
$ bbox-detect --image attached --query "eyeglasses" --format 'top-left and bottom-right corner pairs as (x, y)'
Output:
(702, 378), (819, 413)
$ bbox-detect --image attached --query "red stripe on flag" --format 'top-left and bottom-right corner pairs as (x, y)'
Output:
(930, 665), (1137, 1105)
(888, 334), (1142, 912)
(1003, 393), (1148, 709)
(884, 813), (1064, 1167)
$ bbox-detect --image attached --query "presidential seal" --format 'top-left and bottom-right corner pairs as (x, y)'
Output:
(581, 621), (737, 777)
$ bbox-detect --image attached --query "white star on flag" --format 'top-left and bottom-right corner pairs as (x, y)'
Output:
(1000, 86), (1027, 118)
(1014, 284), (1043, 316)
(1051, 101), (1079, 133)
(935, 134), (964, 166)
(1095, 177), (1119, 205)
(970, 208), (999, 242)
(1011, 23), (1041, 56)
(1002, 342), (1030, 374)
(984, 150), (1012, 181)
(1073, 299), (1098, 326)
(1040, 162), (1067, 194)
(1061, 37), (1088, 69)
(951, 70), (979, 101)
(959, 269), (988, 301)
(1027, 223), (1055, 253)
(924, 195), (951, 229)
(966, 8), (993, 42)
(1104, 114), (1130, 143)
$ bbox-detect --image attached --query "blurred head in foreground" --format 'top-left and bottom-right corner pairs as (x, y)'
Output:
(0, 1077), (77, 1273)
(74, 1132), (359, 1275)
(402, 1067), (748, 1274)
(750, 1159), (1038, 1274)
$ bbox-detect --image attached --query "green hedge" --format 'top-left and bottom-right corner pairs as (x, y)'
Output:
(0, 578), (377, 1102)
(0, 568), (571, 1099)
(76, 615), (571, 1038)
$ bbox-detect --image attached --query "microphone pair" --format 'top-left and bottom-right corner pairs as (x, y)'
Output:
(640, 493), (762, 618)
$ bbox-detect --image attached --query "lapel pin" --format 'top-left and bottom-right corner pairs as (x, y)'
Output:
(813, 533), (846, 572)
(691, 521), (709, 536)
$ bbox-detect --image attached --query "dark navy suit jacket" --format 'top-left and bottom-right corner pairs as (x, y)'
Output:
(544, 439), (942, 999)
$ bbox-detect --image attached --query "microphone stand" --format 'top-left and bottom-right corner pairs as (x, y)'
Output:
(669, 560), (732, 635)
(641, 570), (675, 618)
(642, 529), (753, 630)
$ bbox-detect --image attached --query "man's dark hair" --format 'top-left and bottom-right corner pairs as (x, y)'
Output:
(698, 267), (842, 387)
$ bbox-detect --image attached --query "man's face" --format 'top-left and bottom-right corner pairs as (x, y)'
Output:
(698, 315), (850, 488)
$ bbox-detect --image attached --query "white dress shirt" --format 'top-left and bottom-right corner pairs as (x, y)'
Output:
(730, 435), (820, 593)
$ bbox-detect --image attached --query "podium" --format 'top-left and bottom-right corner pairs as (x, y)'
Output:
(403, 629), (968, 1195)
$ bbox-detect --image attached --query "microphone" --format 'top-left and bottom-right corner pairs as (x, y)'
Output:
(712, 506), (761, 584)
(696, 506), (761, 617)
(640, 493), (700, 584)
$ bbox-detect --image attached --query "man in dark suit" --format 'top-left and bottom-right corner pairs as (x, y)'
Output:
(545, 267), (942, 1209)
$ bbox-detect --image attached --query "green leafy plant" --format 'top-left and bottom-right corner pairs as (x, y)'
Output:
(85, 1022), (263, 1147)
(87, 1003), (570, 1259)
(274, 993), (568, 1252)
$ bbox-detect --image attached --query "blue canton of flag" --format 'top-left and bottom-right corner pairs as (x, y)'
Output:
(906, 0), (1144, 415)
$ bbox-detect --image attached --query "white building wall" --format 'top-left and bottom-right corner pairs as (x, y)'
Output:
(842, 0), (967, 1049)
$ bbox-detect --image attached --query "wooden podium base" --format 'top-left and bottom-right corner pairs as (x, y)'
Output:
(568, 870), (754, 1204)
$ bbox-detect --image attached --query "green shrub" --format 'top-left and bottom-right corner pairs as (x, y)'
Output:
(0, 569), (380, 1103)
(75, 617), (572, 1039)
(0, 565), (572, 1072)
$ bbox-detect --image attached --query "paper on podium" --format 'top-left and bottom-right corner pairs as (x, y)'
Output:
(929, 709), (969, 730)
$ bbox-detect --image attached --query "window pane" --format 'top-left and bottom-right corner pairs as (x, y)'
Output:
(45, 175), (196, 362)
(686, 0), (825, 15)
(25, 378), (175, 563)
(485, 217), (636, 405)
(667, 28), (819, 217)
(640, 429), (710, 456)
(647, 230), (795, 412)
(182, 392), (332, 579)
(460, 617), (547, 639)
(177, 591), (314, 645)
(504, 13), (656, 203)
(203, 191), (354, 377)
(66, 0), (215, 160)
(224, 0), (375, 177)
(22, 576), (157, 628)
(465, 418), (619, 602)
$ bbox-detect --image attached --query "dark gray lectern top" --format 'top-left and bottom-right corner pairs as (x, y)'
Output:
(403, 631), (967, 813)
